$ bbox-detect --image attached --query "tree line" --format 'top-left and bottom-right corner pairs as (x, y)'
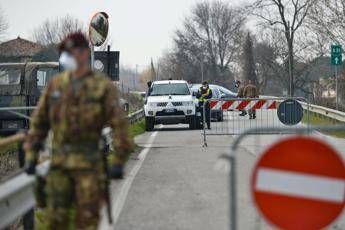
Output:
(0, 1), (345, 108)
(153, 0), (345, 109)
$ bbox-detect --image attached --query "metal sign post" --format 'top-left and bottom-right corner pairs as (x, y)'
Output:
(90, 45), (95, 70)
(336, 65), (338, 110)
(331, 44), (343, 110)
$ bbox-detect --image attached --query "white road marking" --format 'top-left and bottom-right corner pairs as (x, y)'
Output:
(98, 130), (159, 230)
(255, 168), (345, 203)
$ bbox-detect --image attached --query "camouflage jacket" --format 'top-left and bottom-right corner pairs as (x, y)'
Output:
(243, 84), (259, 98)
(237, 86), (245, 98)
(24, 71), (133, 169)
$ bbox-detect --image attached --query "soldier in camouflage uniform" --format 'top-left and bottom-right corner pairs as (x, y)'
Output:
(24, 33), (133, 229)
(243, 80), (259, 119)
(235, 80), (247, 116)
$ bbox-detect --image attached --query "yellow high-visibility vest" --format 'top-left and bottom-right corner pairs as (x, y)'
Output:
(199, 88), (212, 102)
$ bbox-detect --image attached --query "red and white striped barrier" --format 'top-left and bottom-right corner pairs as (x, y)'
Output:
(210, 100), (277, 111)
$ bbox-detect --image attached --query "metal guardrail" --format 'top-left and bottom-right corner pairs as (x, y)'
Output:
(128, 109), (145, 124)
(0, 108), (145, 229)
(260, 96), (345, 123)
(300, 102), (345, 123)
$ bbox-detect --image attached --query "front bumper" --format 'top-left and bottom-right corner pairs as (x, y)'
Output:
(144, 105), (196, 124)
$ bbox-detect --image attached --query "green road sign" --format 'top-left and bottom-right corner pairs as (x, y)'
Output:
(331, 44), (343, 66)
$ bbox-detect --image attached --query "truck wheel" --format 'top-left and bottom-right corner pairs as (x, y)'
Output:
(145, 117), (155, 131)
(189, 115), (197, 130)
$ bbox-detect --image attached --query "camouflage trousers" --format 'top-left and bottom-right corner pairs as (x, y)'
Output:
(45, 169), (105, 230)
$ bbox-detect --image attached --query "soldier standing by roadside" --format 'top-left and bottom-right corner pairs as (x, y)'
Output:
(235, 80), (247, 116)
(243, 80), (259, 119)
(24, 32), (133, 229)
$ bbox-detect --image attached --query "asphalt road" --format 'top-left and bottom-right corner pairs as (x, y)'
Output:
(98, 110), (345, 230)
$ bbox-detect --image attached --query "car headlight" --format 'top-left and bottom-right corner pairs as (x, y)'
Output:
(148, 102), (156, 107)
(182, 101), (194, 106)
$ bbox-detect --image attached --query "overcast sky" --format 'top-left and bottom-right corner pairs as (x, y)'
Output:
(0, 0), (244, 68)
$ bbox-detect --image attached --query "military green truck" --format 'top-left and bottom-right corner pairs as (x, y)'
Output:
(0, 62), (59, 134)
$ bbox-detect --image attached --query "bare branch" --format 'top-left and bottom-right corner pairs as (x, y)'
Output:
(0, 5), (8, 41)
(31, 15), (85, 45)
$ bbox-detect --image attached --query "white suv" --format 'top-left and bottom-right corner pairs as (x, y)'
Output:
(144, 80), (197, 131)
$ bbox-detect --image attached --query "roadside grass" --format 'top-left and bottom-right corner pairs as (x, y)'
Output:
(303, 112), (345, 138)
(122, 93), (144, 113)
(35, 119), (146, 229)
(0, 137), (18, 156)
(0, 142), (17, 156)
(129, 119), (146, 138)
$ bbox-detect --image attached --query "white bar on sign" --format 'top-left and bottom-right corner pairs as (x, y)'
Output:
(255, 168), (345, 203)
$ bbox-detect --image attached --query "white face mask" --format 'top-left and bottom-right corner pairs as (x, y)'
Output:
(59, 52), (77, 71)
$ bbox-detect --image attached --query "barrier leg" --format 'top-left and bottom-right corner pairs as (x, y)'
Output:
(23, 209), (34, 230)
(229, 154), (237, 230)
(202, 104), (208, 147)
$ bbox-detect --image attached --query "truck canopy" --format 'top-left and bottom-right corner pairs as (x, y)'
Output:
(0, 62), (59, 96)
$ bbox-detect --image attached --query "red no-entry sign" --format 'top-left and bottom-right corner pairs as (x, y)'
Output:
(251, 137), (345, 230)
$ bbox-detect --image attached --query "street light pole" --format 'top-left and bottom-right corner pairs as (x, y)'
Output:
(134, 64), (138, 90)
(90, 45), (95, 71)
(287, 21), (293, 97)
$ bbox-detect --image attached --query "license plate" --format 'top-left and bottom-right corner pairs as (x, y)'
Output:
(165, 109), (175, 113)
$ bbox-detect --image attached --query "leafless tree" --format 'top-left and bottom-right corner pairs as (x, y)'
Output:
(250, 0), (313, 96)
(307, 0), (345, 46)
(242, 33), (258, 86)
(174, 1), (246, 83)
(0, 5), (8, 41)
(306, 0), (345, 108)
(32, 15), (85, 45)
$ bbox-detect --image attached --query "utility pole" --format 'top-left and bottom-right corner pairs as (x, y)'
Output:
(287, 21), (293, 97)
(157, 62), (160, 80)
(134, 64), (138, 90)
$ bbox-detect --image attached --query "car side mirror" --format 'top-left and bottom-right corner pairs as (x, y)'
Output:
(221, 93), (227, 98)
(192, 91), (197, 97)
(147, 81), (152, 88)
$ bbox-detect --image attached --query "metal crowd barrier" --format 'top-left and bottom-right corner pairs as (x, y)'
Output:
(202, 97), (310, 147)
(221, 125), (345, 230)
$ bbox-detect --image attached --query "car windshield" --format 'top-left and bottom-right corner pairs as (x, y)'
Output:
(218, 86), (235, 96)
(150, 83), (190, 96)
(0, 70), (21, 85)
